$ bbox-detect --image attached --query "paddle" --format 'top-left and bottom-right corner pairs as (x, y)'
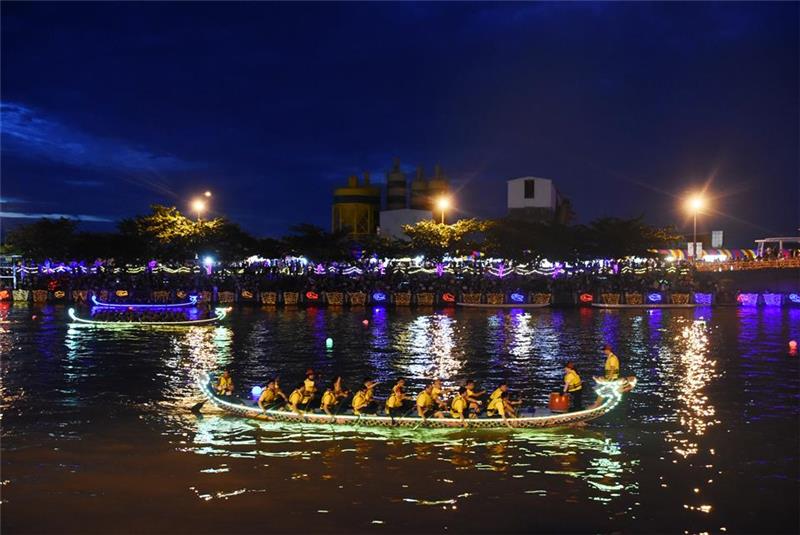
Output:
(190, 399), (206, 413)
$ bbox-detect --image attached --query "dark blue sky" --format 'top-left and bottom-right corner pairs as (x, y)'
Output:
(1, 2), (798, 245)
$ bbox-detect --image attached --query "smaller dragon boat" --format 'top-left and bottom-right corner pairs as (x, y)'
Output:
(197, 373), (636, 429)
(91, 294), (199, 308)
(68, 307), (228, 326)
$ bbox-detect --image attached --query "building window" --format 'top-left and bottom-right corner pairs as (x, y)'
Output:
(524, 180), (536, 199)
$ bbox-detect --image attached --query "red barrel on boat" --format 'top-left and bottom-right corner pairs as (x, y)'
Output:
(549, 392), (570, 412)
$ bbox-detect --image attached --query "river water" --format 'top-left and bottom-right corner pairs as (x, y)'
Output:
(1, 304), (798, 533)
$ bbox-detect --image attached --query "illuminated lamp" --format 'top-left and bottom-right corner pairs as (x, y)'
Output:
(442, 293), (456, 303)
(305, 291), (319, 301)
(579, 293), (593, 303)
(736, 293), (758, 306)
(788, 293), (800, 304)
(372, 292), (387, 302)
(789, 340), (797, 357)
(251, 386), (264, 397)
(325, 337), (333, 349)
(0, 290), (10, 301)
(694, 293), (713, 306)
(510, 292), (525, 303)
(647, 293), (662, 303)
(116, 290), (129, 297)
(762, 293), (782, 307)
(241, 290), (254, 299)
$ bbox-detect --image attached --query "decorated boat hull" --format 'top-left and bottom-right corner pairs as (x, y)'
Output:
(457, 302), (550, 309)
(91, 295), (199, 308)
(198, 373), (636, 429)
(591, 303), (696, 309)
(68, 307), (228, 326)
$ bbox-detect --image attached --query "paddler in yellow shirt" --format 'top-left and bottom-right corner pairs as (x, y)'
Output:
(431, 378), (448, 410)
(487, 391), (517, 420)
(562, 362), (583, 410)
(602, 344), (620, 380)
(385, 378), (409, 416)
(352, 378), (378, 415)
(487, 381), (522, 417)
(450, 387), (470, 422)
(215, 370), (234, 396)
(416, 383), (444, 419)
(288, 383), (311, 414)
(258, 377), (288, 411)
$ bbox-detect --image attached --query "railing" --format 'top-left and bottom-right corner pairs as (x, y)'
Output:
(695, 258), (800, 271)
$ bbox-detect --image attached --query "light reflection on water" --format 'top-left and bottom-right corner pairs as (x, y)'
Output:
(1, 305), (798, 533)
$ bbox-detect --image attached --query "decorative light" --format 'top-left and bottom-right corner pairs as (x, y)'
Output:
(510, 293), (525, 303)
(251, 386), (264, 397)
(372, 292), (387, 302)
(647, 293), (663, 303)
(305, 291), (319, 301)
(91, 294), (199, 308)
(325, 337), (333, 349)
(762, 293), (782, 307)
(203, 256), (214, 267)
(442, 293), (456, 303)
(788, 293), (800, 304)
(694, 293), (713, 306)
(736, 293), (758, 306)
(579, 293), (594, 303)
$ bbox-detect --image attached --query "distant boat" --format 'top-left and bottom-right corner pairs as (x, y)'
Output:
(68, 307), (228, 326)
(91, 294), (199, 308)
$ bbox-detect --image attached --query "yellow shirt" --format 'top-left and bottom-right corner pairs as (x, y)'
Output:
(258, 388), (276, 404)
(416, 390), (434, 409)
(217, 376), (232, 390)
(289, 389), (305, 406)
(352, 390), (368, 413)
(321, 390), (336, 408)
(364, 387), (374, 402)
(304, 378), (316, 392)
(487, 397), (506, 416)
(451, 396), (468, 418)
(490, 388), (503, 401)
(605, 353), (620, 377)
(432, 386), (444, 401)
(386, 385), (405, 409)
(565, 369), (582, 392)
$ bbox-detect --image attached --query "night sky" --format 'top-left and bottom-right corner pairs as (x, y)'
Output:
(1, 2), (798, 245)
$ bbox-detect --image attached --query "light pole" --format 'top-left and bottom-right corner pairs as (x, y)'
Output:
(686, 195), (705, 263)
(191, 198), (207, 221)
(436, 196), (451, 225)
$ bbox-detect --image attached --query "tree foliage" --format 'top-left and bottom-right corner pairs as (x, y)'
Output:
(402, 218), (491, 259)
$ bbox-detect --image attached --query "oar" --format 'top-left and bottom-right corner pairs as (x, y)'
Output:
(190, 399), (207, 412)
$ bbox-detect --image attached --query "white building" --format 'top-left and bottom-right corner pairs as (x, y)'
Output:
(378, 209), (432, 240)
(507, 176), (560, 222)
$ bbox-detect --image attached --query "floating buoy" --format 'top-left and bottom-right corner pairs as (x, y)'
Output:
(325, 337), (333, 349)
(789, 340), (798, 357)
(362, 319), (369, 326)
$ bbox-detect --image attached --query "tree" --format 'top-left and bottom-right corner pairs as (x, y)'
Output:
(282, 224), (350, 261)
(5, 218), (78, 260)
(584, 216), (680, 258)
(402, 218), (491, 259)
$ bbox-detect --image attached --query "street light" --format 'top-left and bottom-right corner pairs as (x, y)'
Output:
(436, 196), (451, 225)
(203, 190), (212, 198)
(191, 198), (207, 221)
(685, 194), (706, 263)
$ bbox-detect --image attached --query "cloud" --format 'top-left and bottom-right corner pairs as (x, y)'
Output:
(0, 102), (201, 173)
(0, 197), (28, 203)
(0, 211), (113, 222)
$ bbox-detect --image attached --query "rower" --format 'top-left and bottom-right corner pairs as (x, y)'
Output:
(602, 344), (620, 380)
(464, 380), (485, 413)
(450, 386), (470, 421)
(258, 378), (288, 411)
(487, 381), (522, 416)
(321, 386), (338, 416)
(304, 369), (318, 401)
(431, 378), (447, 409)
(215, 370), (234, 396)
(486, 391), (517, 420)
(385, 378), (408, 416)
(288, 384), (311, 414)
(352, 378), (378, 415)
(416, 383), (444, 419)
(563, 362), (583, 410)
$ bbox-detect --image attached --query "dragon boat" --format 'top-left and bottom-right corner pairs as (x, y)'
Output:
(91, 294), (199, 308)
(197, 372), (636, 429)
(68, 307), (229, 326)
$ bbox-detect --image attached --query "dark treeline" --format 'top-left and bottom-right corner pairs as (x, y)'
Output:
(2, 204), (680, 263)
